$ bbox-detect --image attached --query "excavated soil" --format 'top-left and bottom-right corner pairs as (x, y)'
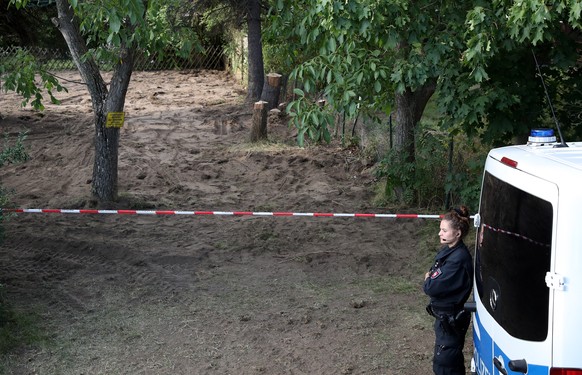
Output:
(0, 70), (468, 374)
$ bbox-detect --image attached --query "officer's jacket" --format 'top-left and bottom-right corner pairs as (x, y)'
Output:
(423, 241), (473, 311)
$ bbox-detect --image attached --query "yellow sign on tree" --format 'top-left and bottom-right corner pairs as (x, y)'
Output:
(106, 112), (125, 128)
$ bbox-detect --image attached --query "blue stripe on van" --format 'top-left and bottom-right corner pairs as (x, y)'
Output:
(473, 311), (549, 375)
(473, 312), (493, 375)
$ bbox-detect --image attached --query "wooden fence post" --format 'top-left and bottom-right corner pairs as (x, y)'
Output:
(260, 73), (282, 110)
(250, 100), (269, 142)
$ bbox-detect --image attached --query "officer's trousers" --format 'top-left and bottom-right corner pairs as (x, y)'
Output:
(432, 312), (470, 375)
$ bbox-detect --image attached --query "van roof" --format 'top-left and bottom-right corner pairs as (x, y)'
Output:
(488, 142), (582, 175)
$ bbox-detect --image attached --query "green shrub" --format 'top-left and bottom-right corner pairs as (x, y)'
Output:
(0, 131), (29, 167)
(0, 131), (29, 244)
(374, 127), (487, 211)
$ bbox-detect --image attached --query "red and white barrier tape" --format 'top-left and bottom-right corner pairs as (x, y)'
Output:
(1, 208), (445, 219)
(482, 223), (550, 247)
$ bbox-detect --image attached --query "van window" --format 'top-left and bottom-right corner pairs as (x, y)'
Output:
(475, 171), (552, 341)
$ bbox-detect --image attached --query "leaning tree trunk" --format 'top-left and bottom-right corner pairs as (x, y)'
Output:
(53, 0), (133, 204)
(392, 79), (437, 201)
(246, 0), (265, 102)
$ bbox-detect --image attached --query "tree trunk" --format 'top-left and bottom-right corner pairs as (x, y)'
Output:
(391, 79), (437, 202)
(393, 79), (437, 162)
(246, 0), (264, 102)
(92, 47), (134, 203)
(53, 0), (133, 204)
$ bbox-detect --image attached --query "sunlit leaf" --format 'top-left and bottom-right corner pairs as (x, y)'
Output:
(109, 13), (121, 33)
(293, 88), (305, 97)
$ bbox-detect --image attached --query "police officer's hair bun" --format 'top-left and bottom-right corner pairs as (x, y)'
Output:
(452, 206), (469, 218)
(445, 205), (470, 238)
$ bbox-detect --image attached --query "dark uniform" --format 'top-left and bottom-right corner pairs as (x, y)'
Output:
(423, 240), (473, 375)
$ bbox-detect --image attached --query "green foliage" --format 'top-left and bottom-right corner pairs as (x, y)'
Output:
(263, 1), (316, 75)
(444, 153), (484, 212)
(0, 131), (29, 244)
(554, 72), (582, 139)
(376, 147), (417, 205)
(64, 0), (200, 65)
(0, 49), (67, 110)
(140, 2), (202, 58)
(286, 88), (334, 146)
(375, 125), (486, 210)
(505, 0), (582, 45)
(268, 1), (388, 131)
(0, 131), (29, 167)
(270, 0), (582, 150)
(456, 1), (582, 143)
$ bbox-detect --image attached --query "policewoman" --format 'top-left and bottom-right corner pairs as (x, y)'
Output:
(423, 206), (473, 375)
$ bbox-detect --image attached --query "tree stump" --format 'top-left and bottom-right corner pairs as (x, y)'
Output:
(250, 100), (269, 142)
(260, 73), (283, 110)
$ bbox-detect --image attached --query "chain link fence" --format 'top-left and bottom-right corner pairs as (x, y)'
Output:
(0, 45), (226, 71)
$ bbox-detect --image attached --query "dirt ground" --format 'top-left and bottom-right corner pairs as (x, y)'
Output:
(0, 70), (469, 374)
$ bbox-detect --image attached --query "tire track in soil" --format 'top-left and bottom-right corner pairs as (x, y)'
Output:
(0, 70), (435, 374)
(0, 219), (207, 314)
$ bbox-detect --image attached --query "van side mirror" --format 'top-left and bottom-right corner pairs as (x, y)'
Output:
(464, 301), (476, 313)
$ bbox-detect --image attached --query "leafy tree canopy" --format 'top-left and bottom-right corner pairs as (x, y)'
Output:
(447, 0), (582, 143)
(267, 0), (581, 146)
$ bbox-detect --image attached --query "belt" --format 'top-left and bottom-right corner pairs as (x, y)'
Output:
(430, 303), (463, 315)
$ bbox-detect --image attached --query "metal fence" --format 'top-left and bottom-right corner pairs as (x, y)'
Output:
(0, 45), (226, 71)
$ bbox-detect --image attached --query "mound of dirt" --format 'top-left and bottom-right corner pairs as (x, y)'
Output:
(0, 70), (456, 374)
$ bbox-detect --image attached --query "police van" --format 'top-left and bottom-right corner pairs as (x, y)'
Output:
(469, 129), (582, 375)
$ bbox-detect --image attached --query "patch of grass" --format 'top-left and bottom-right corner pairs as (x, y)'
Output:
(213, 240), (229, 250)
(294, 280), (337, 302)
(257, 229), (278, 242)
(229, 141), (300, 154)
(0, 296), (48, 370)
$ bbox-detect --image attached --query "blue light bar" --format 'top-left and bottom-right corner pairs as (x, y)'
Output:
(528, 128), (556, 145)
(530, 129), (555, 138)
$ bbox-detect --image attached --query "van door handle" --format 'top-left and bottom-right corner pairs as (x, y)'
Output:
(508, 359), (528, 373)
(493, 357), (508, 375)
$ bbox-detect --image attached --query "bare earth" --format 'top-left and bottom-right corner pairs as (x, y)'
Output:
(0, 70), (454, 374)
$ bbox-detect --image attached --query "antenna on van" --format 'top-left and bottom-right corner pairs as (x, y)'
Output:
(531, 50), (568, 148)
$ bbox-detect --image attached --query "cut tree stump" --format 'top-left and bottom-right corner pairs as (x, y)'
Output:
(260, 73), (282, 110)
(250, 100), (269, 142)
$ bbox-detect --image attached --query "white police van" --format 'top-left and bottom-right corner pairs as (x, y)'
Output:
(469, 129), (582, 375)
